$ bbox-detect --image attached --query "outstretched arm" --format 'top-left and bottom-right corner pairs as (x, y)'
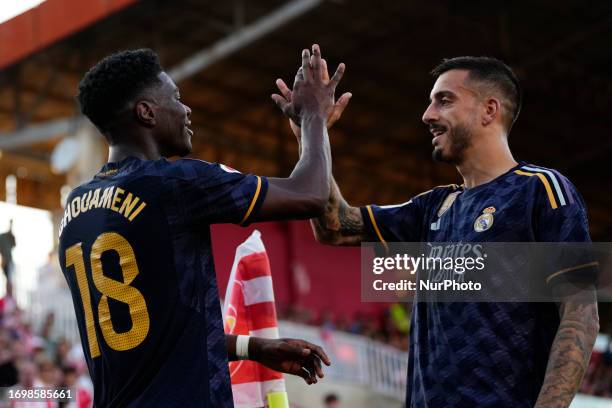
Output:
(280, 107), (367, 246)
(535, 282), (599, 407)
(272, 58), (364, 246)
(252, 44), (345, 222)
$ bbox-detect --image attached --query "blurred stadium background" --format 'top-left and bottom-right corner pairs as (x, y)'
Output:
(0, 0), (611, 407)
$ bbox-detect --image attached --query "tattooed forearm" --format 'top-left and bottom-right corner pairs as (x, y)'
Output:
(311, 177), (365, 246)
(535, 286), (599, 408)
(337, 201), (364, 235)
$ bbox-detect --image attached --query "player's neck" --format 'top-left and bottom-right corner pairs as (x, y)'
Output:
(107, 138), (162, 163)
(456, 135), (517, 189)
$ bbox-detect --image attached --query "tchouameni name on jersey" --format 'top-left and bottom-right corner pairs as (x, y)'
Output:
(59, 185), (147, 236)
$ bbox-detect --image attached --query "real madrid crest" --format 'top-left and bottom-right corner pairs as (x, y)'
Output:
(474, 206), (495, 232)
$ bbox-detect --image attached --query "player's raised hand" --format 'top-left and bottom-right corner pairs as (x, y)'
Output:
(274, 57), (351, 141)
(272, 44), (347, 129)
(249, 337), (331, 385)
(317, 57), (352, 128)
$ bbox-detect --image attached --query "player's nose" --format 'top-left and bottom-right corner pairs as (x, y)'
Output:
(422, 103), (437, 124)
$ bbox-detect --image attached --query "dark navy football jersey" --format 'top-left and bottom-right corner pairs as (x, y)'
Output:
(360, 162), (596, 408)
(58, 156), (267, 407)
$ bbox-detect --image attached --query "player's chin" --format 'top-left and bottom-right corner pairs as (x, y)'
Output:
(432, 146), (452, 163)
(432, 146), (443, 162)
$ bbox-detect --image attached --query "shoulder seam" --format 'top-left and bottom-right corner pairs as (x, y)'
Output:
(418, 183), (460, 198)
(181, 158), (212, 165)
(519, 165), (570, 205)
(514, 166), (572, 209)
(376, 184), (459, 209)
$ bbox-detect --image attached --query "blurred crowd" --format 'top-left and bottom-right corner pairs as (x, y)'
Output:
(0, 295), (93, 408)
(279, 303), (411, 352)
(580, 337), (612, 397)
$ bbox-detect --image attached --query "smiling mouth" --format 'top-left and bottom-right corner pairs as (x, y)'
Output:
(430, 125), (447, 137)
(430, 125), (448, 145)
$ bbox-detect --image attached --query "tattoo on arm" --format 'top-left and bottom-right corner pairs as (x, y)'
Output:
(337, 201), (364, 236)
(311, 178), (366, 245)
(535, 284), (599, 408)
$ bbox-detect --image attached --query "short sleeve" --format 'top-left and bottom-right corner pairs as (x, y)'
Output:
(168, 160), (268, 226)
(360, 192), (429, 243)
(531, 171), (597, 286)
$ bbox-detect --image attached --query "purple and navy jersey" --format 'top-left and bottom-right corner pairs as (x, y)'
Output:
(360, 162), (595, 408)
(58, 156), (267, 408)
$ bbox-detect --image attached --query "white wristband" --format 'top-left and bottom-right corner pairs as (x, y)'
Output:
(236, 335), (250, 360)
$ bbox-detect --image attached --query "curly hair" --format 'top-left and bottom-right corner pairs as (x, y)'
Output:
(77, 49), (163, 132)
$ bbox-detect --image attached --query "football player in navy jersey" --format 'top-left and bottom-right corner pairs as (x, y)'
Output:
(277, 56), (599, 407)
(58, 45), (344, 407)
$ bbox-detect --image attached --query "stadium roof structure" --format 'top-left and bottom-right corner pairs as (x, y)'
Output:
(0, 0), (611, 239)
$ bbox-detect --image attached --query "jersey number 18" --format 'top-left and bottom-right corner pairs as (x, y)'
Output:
(65, 232), (150, 358)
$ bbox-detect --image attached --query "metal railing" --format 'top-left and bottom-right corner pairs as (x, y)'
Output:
(25, 288), (81, 345)
(279, 321), (407, 401)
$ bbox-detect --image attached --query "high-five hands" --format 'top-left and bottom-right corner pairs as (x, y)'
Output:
(272, 44), (348, 128)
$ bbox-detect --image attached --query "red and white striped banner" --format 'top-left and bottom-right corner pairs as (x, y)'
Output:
(223, 230), (287, 408)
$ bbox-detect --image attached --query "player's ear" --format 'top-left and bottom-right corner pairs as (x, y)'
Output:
(482, 97), (500, 127)
(134, 100), (156, 127)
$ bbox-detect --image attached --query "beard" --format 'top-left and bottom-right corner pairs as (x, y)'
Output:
(432, 122), (473, 165)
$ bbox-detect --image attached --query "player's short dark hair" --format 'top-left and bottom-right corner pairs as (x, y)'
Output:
(431, 56), (522, 131)
(77, 49), (163, 132)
